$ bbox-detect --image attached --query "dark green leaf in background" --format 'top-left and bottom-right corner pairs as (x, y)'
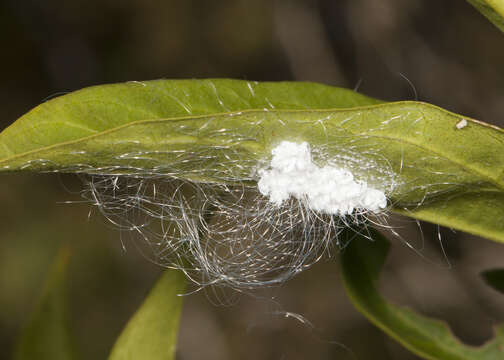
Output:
(108, 269), (186, 360)
(481, 269), (504, 294)
(12, 247), (76, 360)
(340, 229), (504, 360)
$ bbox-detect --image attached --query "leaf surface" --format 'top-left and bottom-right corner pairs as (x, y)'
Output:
(340, 229), (504, 360)
(1, 79), (503, 242)
(12, 247), (76, 360)
(108, 270), (186, 360)
(0, 79), (379, 160)
(467, 0), (504, 32)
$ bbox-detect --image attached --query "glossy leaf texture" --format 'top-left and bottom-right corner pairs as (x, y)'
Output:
(0, 79), (503, 243)
(467, 0), (504, 32)
(108, 270), (186, 360)
(12, 247), (76, 360)
(340, 229), (504, 360)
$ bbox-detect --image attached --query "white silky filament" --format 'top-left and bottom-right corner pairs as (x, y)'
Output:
(258, 141), (387, 215)
(80, 139), (395, 291)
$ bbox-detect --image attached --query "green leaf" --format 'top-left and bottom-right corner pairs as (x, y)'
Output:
(481, 269), (504, 294)
(1, 79), (503, 243)
(0, 79), (380, 161)
(12, 247), (76, 360)
(108, 269), (186, 360)
(467, 0), (504, 32)
(340, 228), (504, 360)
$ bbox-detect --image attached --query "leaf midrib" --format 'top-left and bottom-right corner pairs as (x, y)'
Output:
(0, 106), (502, 192)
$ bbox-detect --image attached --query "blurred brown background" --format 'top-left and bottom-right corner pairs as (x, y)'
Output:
(1, 0), (504, 359)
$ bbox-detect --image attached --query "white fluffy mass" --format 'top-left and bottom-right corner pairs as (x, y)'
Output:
(258, 141), (387, 215)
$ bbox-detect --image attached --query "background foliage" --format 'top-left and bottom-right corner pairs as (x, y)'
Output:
(1, 1), (504, 359)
